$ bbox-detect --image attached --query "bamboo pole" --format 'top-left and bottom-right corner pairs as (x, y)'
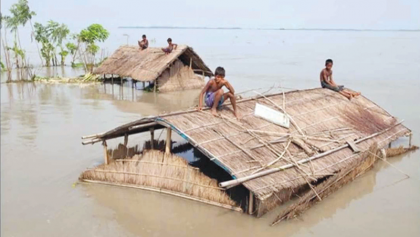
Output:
(409, 133), (412, 148)
(165, 128), (172, 154)
(219, 120), (404, 189)
(248, 191), (254, 215)
(150, 128), (155, 149)
(154, 80), (157, 93)
(124, 134), (128, 146)
(103, 141), (110, 165)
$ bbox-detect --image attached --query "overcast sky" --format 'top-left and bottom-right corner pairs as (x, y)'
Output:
(1, 0), (419, 30)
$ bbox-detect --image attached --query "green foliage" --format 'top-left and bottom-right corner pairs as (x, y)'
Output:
(4, 0), (36, 31)
(0, 61), (5, 71)
(58, 48), (69, 65)
(7, 41), (25, 61)
(79, 24), (109, 44)
(71, 62), (84, 68)
(34, 22), (54, 66)
(46, 20), (69, 45)
(86, 43), (99, 55)
(66, 42), (77, 55)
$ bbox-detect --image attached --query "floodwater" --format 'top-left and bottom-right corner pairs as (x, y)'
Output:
(1, 30), (420, 237)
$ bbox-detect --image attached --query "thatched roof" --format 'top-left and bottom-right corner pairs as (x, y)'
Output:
(82, 88), (411, 212)
(94, 45), (213, 81)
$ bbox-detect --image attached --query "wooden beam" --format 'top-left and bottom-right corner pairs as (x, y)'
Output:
(165, 128), (172, 154)
(153, 81), (157, 93)
(103, 141), (110, 165)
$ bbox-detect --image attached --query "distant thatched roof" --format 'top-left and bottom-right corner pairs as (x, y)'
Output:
(94, 45), (213, 81)
(82, 88), (411, 215)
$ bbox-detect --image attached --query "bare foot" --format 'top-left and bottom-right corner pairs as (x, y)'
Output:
(234, 111), (241, 120)
(211, 108), (219, 117)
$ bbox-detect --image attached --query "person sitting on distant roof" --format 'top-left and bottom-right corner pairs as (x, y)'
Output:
(138, 34), (148, 50)
(320, 59), (361, 100)
(197, 67), (240, 119)
(162, 38), (177, 54)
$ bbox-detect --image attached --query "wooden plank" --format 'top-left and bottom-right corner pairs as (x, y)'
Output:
(346, 139), (360, 153)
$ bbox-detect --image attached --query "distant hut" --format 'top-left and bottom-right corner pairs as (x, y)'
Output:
(81, 88), (414, 219)
(94, 45), (213, 92)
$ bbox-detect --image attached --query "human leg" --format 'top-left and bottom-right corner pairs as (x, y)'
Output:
(223, 92), (240, 119)
(211, 89), (224, 116)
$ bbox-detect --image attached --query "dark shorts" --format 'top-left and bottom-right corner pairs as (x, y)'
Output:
(162, 48), (172, 53)
(321, 81), (344, 92)
(205, 92), (224, 108)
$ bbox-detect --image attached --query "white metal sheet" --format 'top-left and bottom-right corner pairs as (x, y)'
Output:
(254, 103), (290, 128)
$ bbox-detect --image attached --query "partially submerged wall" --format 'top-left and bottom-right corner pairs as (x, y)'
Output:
(80, 145), (240, 210)
(157, 59), (206, 92)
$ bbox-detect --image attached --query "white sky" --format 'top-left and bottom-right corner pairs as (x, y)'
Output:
(1, 0), (419, 30)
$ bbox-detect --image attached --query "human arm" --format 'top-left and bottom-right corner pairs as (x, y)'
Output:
(224, 80), (235, 94)
(173, 44), (178, 50)
(198, 81), (211, 110)
(329, 72), (338, 86)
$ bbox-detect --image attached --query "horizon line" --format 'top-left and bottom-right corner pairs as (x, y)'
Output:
(118, 26), (420, 31)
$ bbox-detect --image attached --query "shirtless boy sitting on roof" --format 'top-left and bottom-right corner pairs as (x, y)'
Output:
(198, 67), (239, 119)
(162, 38), (177, 54)
(320, 59), (361, 100)
(138, 34), (148, 50)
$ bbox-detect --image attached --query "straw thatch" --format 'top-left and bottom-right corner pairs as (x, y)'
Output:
(94, 45), (213, 82)
(82, 88), (412, 216)
(158, 59), (206, 92)
(80, 148), (238, 209)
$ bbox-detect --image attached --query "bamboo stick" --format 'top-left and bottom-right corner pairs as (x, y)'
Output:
(81, 179), (242, 212)
(253, 128), (409, 192)
(219, 121), (404, 189)
(249, 191), (254, 215)
(150, 128), (155, 149)
(103, 141), (110, 165)
(165, 128), (172, 154)
(124, 134), (128, 146)
(252, 139), (292, 174)
(409, 133), (412, 148)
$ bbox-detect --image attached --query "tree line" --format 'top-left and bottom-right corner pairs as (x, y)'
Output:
(1, 0), (110, 81)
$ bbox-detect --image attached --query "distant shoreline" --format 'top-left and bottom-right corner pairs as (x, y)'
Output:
(118, 26), (420, 32)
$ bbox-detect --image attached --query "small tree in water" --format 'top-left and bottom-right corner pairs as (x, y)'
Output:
(78, 24), (109, 73)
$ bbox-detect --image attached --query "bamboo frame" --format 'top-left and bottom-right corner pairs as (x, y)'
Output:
(219, 120), (404, 189)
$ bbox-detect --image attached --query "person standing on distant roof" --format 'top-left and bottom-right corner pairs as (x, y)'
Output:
(162, 38), (178, 54)
(138, 35), (148, 50)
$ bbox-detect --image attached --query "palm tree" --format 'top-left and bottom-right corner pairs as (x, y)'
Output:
(5, 0), (41, 67)
(46, 21), (69, 66)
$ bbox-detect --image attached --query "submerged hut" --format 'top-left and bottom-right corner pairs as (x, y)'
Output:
(94, 45), (213, 92)
(81, 88), (413, 217)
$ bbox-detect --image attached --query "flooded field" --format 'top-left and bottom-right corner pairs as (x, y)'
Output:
(1, 30), (420, 237)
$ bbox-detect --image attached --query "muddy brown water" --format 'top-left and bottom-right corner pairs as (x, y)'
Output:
(1, 30), (420, 237)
